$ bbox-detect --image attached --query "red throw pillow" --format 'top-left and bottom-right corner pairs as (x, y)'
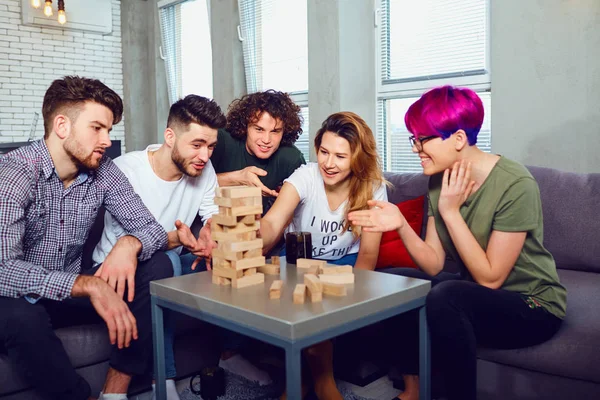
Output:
(375, 195), (425, 269)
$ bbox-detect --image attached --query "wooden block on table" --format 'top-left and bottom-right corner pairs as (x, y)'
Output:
(243, 267), (257, 276)
(212, 274), (231, 285)
(318, 273), (355, 284)
(322, 281), (347, 296)
(304, 274), (323, 293)
(293, 284), (306, 304)
(214, 196), (262, 208)
(319, 265), (353, 275)
(232, 272), (264, 288)
(257, 264), (280, 275)
(269, 280), (283, 299)
(217, 238), (263, 253)
(211, 220), (260, 234)
(211, 230), (257, 242)
(270, 256), (280, 265)
(219, 205), (263, 217)
(217, 186), (262, 199)
(213, 265), (243, 280)
(296, 258), (327, 269)
(304, 274), (323, 303)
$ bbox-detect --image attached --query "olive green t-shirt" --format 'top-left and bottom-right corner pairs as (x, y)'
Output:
(428, 157), (567, 319)
(211, 129), (306, 214)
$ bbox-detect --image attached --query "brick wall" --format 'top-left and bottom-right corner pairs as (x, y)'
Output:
(0, 0), (124, 150)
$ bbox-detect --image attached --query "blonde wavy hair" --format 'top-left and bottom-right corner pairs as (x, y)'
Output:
(314, 111), (387, 238)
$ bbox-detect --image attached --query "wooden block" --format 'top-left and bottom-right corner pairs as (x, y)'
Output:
(219, 205), (263, 217)
(212, 213), (256, 227)
(319, 265), (353, 275)
(304, 274), (323, 303)
(307, 289), (322, 303)
(270, 256), (280, 265)
(211, 230), (257, 242)
(217, 238), (263, 253)
(232, 272), (264, 288)
(269, 280), (283, 299)
(232, 256), (265, 271)
(212, 274), (231, 285)
(305, 265), (320, 275)
(296, 258), (327, 269)
(244, 267), (257, 276)
(318, 273), (355, 284)
(304, 274), (323, 293)
(211, 219), (260, 234)
(322, 281), (347, 296)
(244, 248), (263, 258)
(217, 186), (261, 199)
(293, 284), (306, 304)
(257, 264), (280, 275)
(213, 248), (264, 263)
(213, 266), (243, 280)
(214, 196), (262, 208)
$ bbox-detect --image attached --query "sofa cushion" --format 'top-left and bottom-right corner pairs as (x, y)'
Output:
(477, 269), (600, 383)
(528, 166), (600, 273)
(376, 196), (424, 269)
(0, 324), (111, 395)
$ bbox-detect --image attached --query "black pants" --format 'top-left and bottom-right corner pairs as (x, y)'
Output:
(0, 251), (172, 400)
(382, 268), (563, 400)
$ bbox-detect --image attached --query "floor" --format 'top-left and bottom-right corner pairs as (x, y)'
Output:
(131, 376), (401, 400)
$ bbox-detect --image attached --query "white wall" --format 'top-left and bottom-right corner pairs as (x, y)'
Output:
(491, 0), (600, 173)
(0, 0), (124, 148)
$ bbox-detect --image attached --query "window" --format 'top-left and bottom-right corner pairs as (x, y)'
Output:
(238, 0), (310, 159)
(376, 0), (491, 172)
(159, 0), (213, 104)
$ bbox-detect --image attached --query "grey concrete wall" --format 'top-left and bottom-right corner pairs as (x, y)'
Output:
(307, 0), (377, 161)
(491, 0), (600, 173)
(210, 0), (246, 113)
(121, 0), (169, 150)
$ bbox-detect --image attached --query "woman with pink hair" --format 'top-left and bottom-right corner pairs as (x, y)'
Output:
(349, 86), (566, 400)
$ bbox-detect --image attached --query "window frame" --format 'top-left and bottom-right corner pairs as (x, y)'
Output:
(375, 0), (492, 172)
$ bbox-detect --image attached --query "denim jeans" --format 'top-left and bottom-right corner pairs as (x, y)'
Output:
(161, 251), (207, 378)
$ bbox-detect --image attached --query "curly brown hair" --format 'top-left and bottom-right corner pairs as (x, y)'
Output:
(226, 90), (303, 146)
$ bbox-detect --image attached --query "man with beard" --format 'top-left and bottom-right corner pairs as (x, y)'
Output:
(93, 94), (226, 400)
(0, 76), (172, 400)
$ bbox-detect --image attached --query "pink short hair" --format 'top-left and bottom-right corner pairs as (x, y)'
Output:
(404, 85), (484, 145)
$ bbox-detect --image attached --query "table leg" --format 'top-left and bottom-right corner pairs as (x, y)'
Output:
(285, 345), (303, 400)
(419, 305), (431, 400)
(152, 297), (166, 400)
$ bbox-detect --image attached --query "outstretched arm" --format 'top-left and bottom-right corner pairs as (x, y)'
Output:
(217, 166), (278, 197)
(260, 182), (301, 255)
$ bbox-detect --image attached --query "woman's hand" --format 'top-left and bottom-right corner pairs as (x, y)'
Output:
(438, 160), (475, 218)
(348, 200), (406, 233)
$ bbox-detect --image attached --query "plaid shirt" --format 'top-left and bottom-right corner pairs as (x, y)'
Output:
(0, 140), (168, 301)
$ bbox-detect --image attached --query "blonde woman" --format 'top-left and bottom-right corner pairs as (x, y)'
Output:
(260, 111), (387, 399)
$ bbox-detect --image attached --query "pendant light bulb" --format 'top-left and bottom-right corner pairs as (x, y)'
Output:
(58, 9), (66, 24)
(31, 0), (42, 8)
(43, 1), (53, 17)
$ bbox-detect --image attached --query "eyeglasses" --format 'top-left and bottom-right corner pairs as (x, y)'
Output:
(409, 135), (438, 150)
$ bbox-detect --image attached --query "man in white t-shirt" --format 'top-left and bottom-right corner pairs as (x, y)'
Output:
(93, 95), (225, 400)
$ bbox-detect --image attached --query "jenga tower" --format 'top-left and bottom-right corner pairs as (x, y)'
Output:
(211, 186), (266, 288)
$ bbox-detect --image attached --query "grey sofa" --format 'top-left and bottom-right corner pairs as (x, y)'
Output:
(384, 166), (600, 400)
(2, 165), (599, 399)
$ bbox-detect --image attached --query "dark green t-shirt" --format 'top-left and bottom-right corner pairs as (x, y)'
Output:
(211, 129), (306, 214)
(428, 157), (567, 319)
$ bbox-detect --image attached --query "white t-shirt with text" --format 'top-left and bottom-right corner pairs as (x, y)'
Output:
(284, 163), (387, 261)
(92, 144), (218, 264)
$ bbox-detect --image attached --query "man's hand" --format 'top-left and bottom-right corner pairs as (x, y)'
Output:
(239, 166), (279, 197)
(72, 275), (138, 349)
(95, 235), (140, 302)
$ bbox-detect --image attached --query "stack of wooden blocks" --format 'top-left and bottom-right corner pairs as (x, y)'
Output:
(211, 186), (266, 288)
(292, 258), (354, 304)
